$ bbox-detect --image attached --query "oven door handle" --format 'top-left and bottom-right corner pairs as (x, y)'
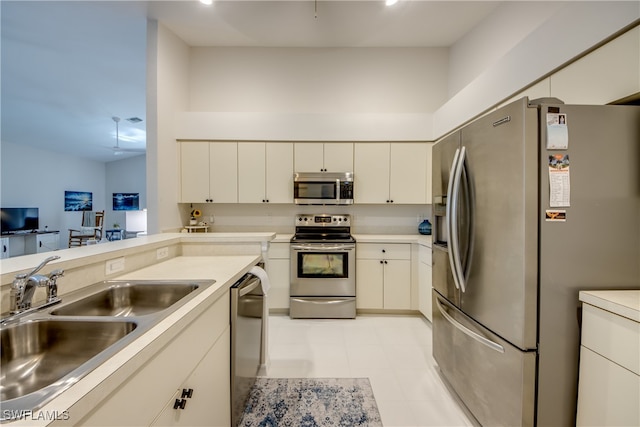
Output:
(291, 244), (355, 251)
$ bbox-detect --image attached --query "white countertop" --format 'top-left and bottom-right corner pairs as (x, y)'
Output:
(273, 233), (432, 246)
(8, 255), (260, 427)
(579, 290), (640, 323)
(353, 234), (432, 247)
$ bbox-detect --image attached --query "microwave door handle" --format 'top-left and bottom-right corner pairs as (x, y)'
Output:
(336, 179), (341, 202)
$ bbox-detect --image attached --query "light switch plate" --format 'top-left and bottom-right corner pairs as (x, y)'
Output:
(106, 257), (125, 275)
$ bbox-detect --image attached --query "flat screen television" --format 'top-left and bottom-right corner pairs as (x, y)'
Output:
(1, 208), (39, 234)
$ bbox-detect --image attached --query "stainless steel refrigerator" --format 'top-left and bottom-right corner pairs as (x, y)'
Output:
(431, 97), (640, 427)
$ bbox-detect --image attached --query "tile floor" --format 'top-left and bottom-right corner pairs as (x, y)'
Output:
(263, 314), (476, 427)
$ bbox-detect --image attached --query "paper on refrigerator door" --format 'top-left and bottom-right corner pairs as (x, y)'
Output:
(548, 154), (570, 207)
(546, 113), (569, 149)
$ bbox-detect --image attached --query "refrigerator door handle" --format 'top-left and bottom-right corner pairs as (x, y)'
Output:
(449, 146), (467, 292)
(446, 147), (461, 290)
(435, 295), (505, 353)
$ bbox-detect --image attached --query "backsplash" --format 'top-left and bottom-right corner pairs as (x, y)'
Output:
(179, 203), (432, 235)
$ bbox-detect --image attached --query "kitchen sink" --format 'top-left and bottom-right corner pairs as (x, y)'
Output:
(51, 281), (201, 317)
(0, 319), (136, 403)
(0, 279), (215, 420)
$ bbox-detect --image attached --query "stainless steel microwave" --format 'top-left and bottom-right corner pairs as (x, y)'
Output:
(293, 172), (354, 205)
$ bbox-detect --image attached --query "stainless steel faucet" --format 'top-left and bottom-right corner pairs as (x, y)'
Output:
(10, 255), (64, 314)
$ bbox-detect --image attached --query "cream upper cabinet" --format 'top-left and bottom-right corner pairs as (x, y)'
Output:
(294, 142), (353, 172)
(180, 142), (238, 203)
(390, 143), (428, 204)
(238, 142), (293, 203)
(355, 142), (428, 204)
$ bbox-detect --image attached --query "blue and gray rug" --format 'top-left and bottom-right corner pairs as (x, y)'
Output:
(239, 377), (383, 426)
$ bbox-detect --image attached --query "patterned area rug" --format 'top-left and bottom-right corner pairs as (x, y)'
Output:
(239, 377), (383, 426)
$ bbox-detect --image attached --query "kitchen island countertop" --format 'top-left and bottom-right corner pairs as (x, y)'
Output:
(6, 255), (260, 427)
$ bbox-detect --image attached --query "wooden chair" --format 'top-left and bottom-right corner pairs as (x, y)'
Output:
(68, 211), (104, 247)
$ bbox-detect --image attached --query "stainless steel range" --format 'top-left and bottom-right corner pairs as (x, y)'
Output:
(290, 214), (356, 319)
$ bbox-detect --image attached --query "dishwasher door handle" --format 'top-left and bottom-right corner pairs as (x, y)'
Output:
(238, 276), (261, 297)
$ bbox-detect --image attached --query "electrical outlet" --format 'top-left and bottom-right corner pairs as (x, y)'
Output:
(209, 215), (214, 224)
(157, 247), (169, 260)
(105, 257), (125, 275)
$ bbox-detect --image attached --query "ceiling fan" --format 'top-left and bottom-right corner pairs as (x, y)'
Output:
(110, 116), (145, 155)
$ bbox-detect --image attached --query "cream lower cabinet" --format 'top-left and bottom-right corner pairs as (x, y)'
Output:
(576, 302), (639, 427)
(417, 244), (432, 321)
(238, 143), (293, 203)
(152, 329), (230, 427)
(77, 291), (230, 427)
(267, 242), (290, 310)
(356, 243), (411, 310)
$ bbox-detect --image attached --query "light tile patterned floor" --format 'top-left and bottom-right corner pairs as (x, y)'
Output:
(264, 314), (476, 427)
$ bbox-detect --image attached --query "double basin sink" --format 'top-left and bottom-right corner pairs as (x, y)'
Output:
(0, 279), (216, 421)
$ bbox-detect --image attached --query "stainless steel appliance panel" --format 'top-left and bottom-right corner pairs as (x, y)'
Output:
(290, 242), (356, 297)
(457, 98), (539, 351)
(536, 103), (640, 427)
(230, 273), (264, 427)
(433, 291), (536, 427)
(290, 297), (356, 319)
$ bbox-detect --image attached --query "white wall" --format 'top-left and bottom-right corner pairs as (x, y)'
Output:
(448, 1), (564, 98)
(147, 21), (190, 234)
(434, 1), (640, 137)
(0, 141), (106, 249)
(105, 154), (146, 230)
(189, 47), (448, 113)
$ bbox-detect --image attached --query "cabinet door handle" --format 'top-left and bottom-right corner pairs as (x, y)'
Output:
(173, 399), (187, 410)
(181, 388), (194, 399)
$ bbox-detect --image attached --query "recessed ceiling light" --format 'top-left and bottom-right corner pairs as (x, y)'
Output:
(385, 0), (398, 6)
(200, 0), (213, 5)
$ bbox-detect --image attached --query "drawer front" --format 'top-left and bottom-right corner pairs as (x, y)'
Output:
(356, 243), (410, 260)
(268, 242), (290, 259)
(581, 303), (640, 375)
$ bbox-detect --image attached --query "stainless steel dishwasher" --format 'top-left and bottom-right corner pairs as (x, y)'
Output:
(230, 268), (265, 427)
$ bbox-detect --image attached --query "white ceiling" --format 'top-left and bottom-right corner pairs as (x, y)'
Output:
(1, 1), (500, 163)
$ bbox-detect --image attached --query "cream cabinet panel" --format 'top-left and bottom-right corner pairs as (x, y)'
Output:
(577, 347), (639, 427)
(78, 292), (230, 426)
(180, 142), (210, 203)
(294, 142), (324, 172)
(354, 143), (390, 204)
(418, 245), (433, 321)
(356, 243), (411, 310)
(324, 143), (354, 172)
(180, 142), (238, 203)
(294, 142), (353, 172)
(551, 26), (640, 105)
(383, 260), (411, 310)
(576, 301), (640, 426)
(266, 143), (294, 203)
(239, 143), (292, 203)
(152, 328), (231, 427)
(267, 242), (291, 310)
(238, 143), (267, 203)
(210, 143), (238, 203)
(390, 143), (428, 204)
(425, 143), (433, 204)
(356, 259), (384, 309)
